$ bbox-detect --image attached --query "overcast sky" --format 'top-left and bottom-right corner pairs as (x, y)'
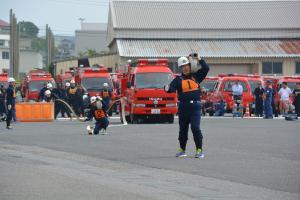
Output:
(0, 0), (290, 36)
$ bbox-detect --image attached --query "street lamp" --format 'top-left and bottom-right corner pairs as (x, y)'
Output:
(78, 18), (85, 29)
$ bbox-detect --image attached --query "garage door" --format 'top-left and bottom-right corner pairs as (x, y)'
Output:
(208, 64), (252, 76)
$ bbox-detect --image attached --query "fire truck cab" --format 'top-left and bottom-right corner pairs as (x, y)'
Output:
(74, 66), (114, 97)
(0, 72), (8, 88)
(56, 70), (74, 86)
(21, 69), (56, 101)
(213, 74), (254, 113)
(119, 59), (177, 123)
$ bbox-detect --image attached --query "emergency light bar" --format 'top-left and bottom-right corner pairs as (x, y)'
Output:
(137, 59), (168, 66)
(218, 74), (260, 78)
(0, 73), (8, 77)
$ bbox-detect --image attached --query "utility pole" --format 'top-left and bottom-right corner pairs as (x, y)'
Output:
(46, 24), (54, 67)
(78, 18), (85, 29)
(9, 9), (19, 79)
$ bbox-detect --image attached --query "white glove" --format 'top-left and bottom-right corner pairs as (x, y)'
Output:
(7, 104), (12, 110)
(164, 85), (169, 92)
(188, 54), (202, 73)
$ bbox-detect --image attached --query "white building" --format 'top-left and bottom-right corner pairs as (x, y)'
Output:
(0, 19), (43, 76)
(0, 19), (10, 72)
(75, 23), (109, 56)
(56, 0), (300, 76)
(107, 0), (300, 75)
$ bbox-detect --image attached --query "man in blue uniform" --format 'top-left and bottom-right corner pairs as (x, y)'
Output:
(165, 54), (209, 158)
(85, 96), (109, 135)
(6, 77), (16, 129)
(263, 80), (273, 119)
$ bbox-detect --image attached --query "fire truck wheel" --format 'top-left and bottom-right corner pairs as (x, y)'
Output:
(166, 115), (174, 124)
(125, 115), (131, 123)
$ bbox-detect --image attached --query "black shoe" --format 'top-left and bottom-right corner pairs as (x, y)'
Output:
(6, 126), (12, 129)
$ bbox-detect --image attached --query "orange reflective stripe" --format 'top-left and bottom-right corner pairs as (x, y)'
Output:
(182, 79), (199, 93)
(102, 91), (109, 97)
(94, 110), (105, 118)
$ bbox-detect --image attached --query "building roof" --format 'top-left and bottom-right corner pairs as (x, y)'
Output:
(0, 19), (9, 27)
(116, 39), (300, 58)
(110, 0), (300, 29)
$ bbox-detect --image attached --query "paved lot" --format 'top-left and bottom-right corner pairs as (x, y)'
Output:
(0, 118), (299, 200)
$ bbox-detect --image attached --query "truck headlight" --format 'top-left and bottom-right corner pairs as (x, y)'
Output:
(166, 103), (176, 107)
(134, 104), (145, 107)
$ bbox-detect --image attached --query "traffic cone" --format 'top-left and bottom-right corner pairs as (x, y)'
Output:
(244, 103), (250, 117)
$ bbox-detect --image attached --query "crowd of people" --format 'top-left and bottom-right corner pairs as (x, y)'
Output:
(200, 81), (300, 118)
(0, 79), (113, 129)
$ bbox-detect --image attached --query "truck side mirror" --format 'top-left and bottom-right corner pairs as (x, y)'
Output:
(127, 82), (131, 88)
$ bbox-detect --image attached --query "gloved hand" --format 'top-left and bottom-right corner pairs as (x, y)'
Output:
(188, 53), (202, 73)
(96, 96), (103, 101)
(7, 104), (12, 110)
(164, 85), (169, 92)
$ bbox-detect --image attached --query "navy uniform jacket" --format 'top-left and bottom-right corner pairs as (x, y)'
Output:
(6, 85), (16, 105)
(264, 87), (273, 102)
(87, 100), (108, 121)
(167, 59), (209, 102)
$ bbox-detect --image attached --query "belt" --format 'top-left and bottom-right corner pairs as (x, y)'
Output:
(179, 100), (201, 104)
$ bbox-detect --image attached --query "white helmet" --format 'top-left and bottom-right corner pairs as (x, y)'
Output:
(83, 94), (88, 100)
(44, 90), (51, 96)
(103, 82), (108, 87)
(47, 83), (53, 89)
(8, 77), (15, 83)
(65, 82), (70, 87)
(70, 80), (75, 84)
(177, 56), (190, 67)
(90, 96), (97, 104)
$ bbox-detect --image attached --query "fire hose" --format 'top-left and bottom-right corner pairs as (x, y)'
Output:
(54, 97), (127, 124)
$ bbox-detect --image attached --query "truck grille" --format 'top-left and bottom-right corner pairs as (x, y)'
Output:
(146, 104), (165, 108)
(137, 97), (174, 101)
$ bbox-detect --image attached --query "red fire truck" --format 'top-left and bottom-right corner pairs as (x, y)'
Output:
(74, 65), (114, 97)
(21, 69), (56, 101)
(0, 72), (8, 88)
(211, 74), (256, 113)
(118, 59), (177, 123)
(56, 70), (74, 86)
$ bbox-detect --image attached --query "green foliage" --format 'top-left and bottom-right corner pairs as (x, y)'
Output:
(78, 49), (98, 57)
(19, 21), (39, 38)
(31, 37), (46, 52)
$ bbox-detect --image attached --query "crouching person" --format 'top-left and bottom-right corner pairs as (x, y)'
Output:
(85, 96), (109, 135)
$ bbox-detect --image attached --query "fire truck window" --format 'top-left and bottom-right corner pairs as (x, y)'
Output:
(249, 80), (261, 93)
(200, 80), (218, 92)
(29, 81), (47, 92)
(82, 77), (112, 92)
(135, 73), (172, 89)
(0, 81), (8, 88)
(296, 62), (300, 74)
(223, 81), (248, 92)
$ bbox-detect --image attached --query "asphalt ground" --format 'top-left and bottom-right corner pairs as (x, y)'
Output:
(0, 117), (299, 200)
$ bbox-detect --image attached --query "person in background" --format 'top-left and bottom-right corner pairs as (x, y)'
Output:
(292, 83), (300, 116)
(0, 84), (6, 120)
(6, 78), (16, 129)
(278, 82), (292, 115)
(263, 80), (273, 119)
(101, 82), (112, 116)
(38, 82), (48, 101)
(254, 82), (264, 117)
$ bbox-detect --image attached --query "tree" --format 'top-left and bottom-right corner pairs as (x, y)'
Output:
(78, 49), (97, 57)
(19, 21), (39, 38)
(31, 37), (46, 53)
